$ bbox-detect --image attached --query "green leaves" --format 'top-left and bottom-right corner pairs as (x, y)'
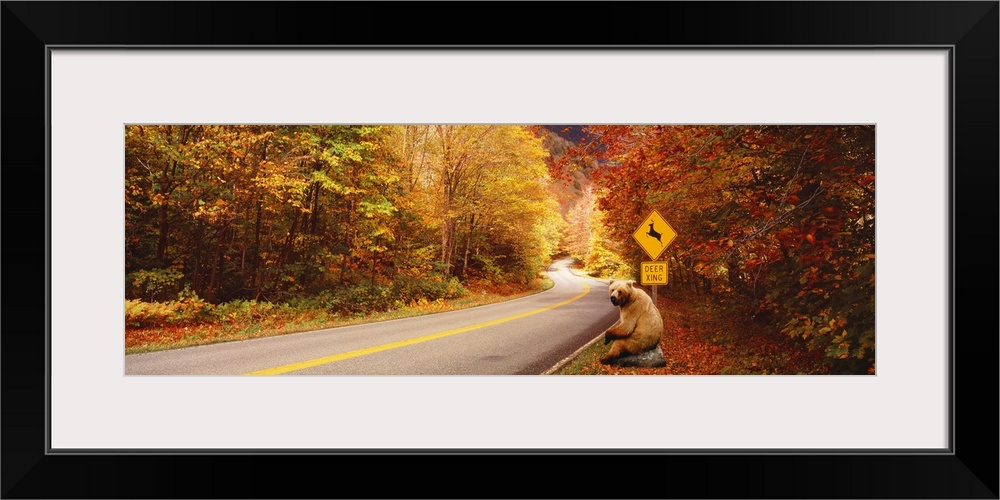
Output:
(127, 268), (184, 302)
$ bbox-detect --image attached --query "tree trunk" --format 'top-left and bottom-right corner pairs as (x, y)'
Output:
(308, 160), (322, 235)
(462, 213), (476, 276)
(249, 137), (269, 292)
(192, 252), (202, 294)
(440, 186), (455, 273)
(371, 242), (378, 288)
(250, 199), (262, 289)
(154, 126), (193, 266)
(209, 240), (222, 301)
(155, 159), (178, 266)
(156, 204), (170, 266)
(309, 182), (321, 234)
(280, 210), (301, 267)
(726, 258), (742, 295)
(441, 221), (453, 274)
(340, 198), (353, 283)
(391, 217), (405, 280)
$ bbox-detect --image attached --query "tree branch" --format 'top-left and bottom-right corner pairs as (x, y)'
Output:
(779, 146), (810, 207)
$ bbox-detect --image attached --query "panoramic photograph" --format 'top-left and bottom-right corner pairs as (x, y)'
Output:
(124, 124), (876, 375)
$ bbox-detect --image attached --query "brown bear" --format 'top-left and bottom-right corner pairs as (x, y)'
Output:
(601, 279), (664, 364)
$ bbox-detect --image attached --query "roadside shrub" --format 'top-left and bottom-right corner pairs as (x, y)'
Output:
(469, 254), (503, 282)
(211, 299), (277, 323)
(125, 299), (173, 328)
(392, 275), (467, 305)
(585, 245), (634, 279)
(173, 287), (210, 323)
(331, 284), (394, 315)
(284, 290), (343, 313)
(126, 268), (184, 301)
(125, 287), (211, 328)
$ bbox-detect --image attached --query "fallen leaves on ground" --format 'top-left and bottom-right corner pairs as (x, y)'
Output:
(566, 292), (828, 375)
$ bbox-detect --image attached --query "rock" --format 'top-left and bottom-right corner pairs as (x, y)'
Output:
(610, 346), (667, 368)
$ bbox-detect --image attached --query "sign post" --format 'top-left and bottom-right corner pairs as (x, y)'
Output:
(631, 209), (677, 304)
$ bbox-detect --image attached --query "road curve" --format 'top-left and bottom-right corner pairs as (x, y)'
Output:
(124, 259), (618, 375)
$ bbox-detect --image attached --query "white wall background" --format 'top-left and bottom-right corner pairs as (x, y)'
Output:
(50, 50), (949, 450)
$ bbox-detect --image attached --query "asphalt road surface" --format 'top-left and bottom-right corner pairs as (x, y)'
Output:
(124, 259), (619, 375)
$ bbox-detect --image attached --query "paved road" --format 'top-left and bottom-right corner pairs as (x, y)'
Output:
(125, 259), (618, 375)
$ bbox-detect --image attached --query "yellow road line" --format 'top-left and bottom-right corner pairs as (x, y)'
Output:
(246, 279), (591, 375)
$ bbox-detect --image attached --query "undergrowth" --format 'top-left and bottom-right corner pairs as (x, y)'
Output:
(557, 289), (828, 375)
(126, 275), (554, 354)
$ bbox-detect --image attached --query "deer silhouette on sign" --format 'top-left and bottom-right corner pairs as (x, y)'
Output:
(647, 221), (663, 246)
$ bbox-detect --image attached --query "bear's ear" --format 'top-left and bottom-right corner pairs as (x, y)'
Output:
(627, 280), (637, 287)
(608, 279), (615, 285)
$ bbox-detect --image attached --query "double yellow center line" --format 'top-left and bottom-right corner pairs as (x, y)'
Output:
(247, 277), (591, 375)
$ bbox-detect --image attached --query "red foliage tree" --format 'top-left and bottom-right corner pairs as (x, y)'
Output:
(581, 125), (876, 374)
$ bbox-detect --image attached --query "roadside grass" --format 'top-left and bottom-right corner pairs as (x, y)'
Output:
(555, 338), (667, 375)
(125, 276), (554, 355)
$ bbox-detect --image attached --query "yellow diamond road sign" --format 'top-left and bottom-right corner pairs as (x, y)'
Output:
(632, 209), (676, 260)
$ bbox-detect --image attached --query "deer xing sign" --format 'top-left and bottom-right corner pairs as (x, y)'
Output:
(631, 209), (676, 261)
(641, 261), (668, 285)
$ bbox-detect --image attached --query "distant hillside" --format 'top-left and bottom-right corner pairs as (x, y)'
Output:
(539, 129), (594, 218)
(542, 125), (590, 146)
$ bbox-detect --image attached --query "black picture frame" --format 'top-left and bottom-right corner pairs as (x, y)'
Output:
(3, 2), (996, 498)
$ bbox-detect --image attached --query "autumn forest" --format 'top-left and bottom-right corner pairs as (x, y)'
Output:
(125, 124), (876, 374)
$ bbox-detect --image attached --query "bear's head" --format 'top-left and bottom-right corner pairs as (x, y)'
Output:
(608, 279), (637, 307)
